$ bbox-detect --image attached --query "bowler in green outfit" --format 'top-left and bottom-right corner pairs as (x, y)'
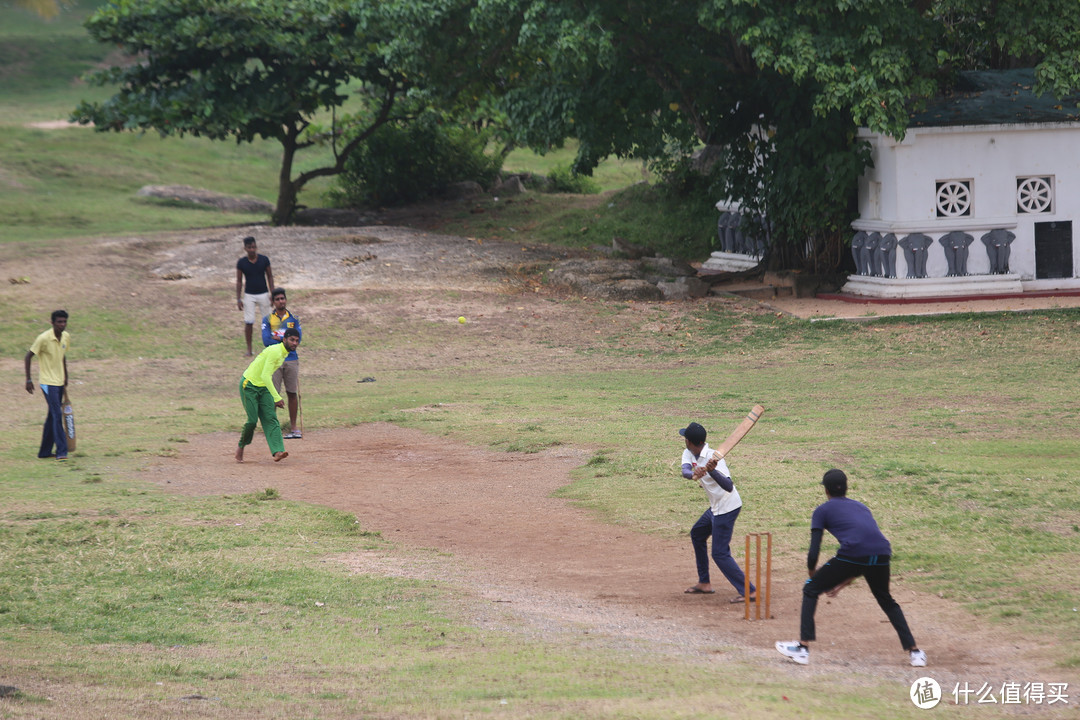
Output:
(236, 328), (300, 463)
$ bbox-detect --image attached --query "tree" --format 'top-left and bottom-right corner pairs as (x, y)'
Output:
(72, 0), (477, 225)
(473, 0), (1080, 271)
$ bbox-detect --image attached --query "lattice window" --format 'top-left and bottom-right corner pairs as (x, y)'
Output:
(936, 180), (972, 217)
(1017, 176), (1053, 214)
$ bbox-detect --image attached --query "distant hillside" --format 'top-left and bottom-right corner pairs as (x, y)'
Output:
(0, 0), (111, 94)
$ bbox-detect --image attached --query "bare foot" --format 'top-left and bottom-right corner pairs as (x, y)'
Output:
(235, 446), (244, 463)
(273, 451), (288, 462)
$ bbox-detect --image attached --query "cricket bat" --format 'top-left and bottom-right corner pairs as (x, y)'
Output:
(708, 404), (764, 465)
(62, 389), (77, 452)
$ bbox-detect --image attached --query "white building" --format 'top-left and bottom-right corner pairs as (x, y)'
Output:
(843, 69), (1080, 298)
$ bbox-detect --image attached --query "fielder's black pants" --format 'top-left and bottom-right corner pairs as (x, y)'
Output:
(800, 554), (916, 650)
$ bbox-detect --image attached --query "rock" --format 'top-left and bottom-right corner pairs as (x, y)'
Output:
(135, 185), (272, 214)
(547, 258), (664, 301)
(491, 175), (526, 197)
(607, 278), (662, 300)
(546, 254), (714, 301)
(657, 280), (691, 300)
(641, 256), (697, 279)
(516, 173), (552, 192)
(658, 276), (709, 299)
(611, 236), (652, 259)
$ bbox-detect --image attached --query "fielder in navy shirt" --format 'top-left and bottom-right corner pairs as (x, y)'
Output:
(775, 469), (926, 667)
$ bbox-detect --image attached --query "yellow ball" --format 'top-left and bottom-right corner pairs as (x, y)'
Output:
(458, 316), (467, 324)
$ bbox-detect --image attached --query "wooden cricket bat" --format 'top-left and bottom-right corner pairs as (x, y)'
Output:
(709, 404), (764, 464)
(62, 389), (77, 452)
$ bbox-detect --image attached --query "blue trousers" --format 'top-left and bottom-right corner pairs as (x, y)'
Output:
(38, 385), (68, 459)
(691, 507), (754, 594)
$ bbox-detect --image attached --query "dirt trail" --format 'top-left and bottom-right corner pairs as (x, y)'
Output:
(144, 423), (1071, 690)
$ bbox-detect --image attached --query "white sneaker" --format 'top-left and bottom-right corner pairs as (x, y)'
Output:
(910, 649), (927, 667)
(776, 641), (809, 665)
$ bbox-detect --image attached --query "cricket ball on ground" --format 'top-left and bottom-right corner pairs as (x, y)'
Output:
(458, 316), (467, 324)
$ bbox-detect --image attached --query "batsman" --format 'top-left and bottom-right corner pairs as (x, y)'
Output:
(678, 421), (756, 602)
(236, 328), (299, 463)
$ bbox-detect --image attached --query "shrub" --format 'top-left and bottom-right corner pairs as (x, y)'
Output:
(546, 164), (601, 194)
(333, 115), (503, 208)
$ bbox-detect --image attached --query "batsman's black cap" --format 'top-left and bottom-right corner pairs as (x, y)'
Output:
(679, 422), (707, 445)
(822, 468), (848, 495)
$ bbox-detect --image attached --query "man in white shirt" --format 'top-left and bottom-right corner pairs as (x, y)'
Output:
(679, 422), (755, 602)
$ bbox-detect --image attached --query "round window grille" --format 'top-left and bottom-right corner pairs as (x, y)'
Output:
(936, 181), (971, 217)
(1016, 177), (1052, 213)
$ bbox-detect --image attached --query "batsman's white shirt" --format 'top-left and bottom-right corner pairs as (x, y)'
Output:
(682, 442), (742, 516)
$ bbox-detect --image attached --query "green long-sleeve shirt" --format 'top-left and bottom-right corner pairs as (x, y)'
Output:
(242, 343), (288, 402)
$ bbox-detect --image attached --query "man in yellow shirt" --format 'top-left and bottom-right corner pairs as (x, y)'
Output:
(236, 328), (300, 463)
(24, 310), (71, 460)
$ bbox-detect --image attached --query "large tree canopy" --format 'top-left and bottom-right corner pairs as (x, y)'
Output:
(474, 0), (1080, 270)
(73, 0), (476, 224)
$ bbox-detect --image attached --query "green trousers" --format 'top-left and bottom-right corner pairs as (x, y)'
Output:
(239, 377), (284, 455)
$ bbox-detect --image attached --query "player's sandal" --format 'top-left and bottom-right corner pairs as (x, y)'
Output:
(684, 587), (715, 594)
(273, 451), (289, 462)
(730, 595), (756, 603)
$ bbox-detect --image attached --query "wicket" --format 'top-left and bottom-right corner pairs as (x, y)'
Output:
(744, 532), (772, 620)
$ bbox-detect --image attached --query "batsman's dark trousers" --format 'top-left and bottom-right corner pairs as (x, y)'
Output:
(691, 506), (755, 594)
(800, 555), (916, 649)
(239, 378), (284, 455)
(38, 384), (68, 459)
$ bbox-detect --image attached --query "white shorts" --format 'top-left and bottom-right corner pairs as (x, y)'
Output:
(243, 292), (271, 325)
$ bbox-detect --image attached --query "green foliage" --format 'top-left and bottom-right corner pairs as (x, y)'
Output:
(433, 182), (719, 261)
(706, 112), (870, 273)
(504, 141), (646, 193)
(935, 0), (1080, 98)
(546, 164), (600, 194)
(333, 114), (503, 207)
(474, 0), (1080, 272)
(70, 0), (485, 224)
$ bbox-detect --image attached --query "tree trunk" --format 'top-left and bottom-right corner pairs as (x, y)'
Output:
(272, 127), (300, 226)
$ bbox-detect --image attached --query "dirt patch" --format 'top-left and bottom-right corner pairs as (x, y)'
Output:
(144, 424), (1070, 690)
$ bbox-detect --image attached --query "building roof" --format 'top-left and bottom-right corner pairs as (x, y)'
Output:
(909, 69), (1080, 127)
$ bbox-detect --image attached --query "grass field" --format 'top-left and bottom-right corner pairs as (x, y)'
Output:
(2, 5), (1079, 719)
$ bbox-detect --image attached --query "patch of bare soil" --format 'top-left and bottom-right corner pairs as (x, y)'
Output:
(145, 425), (1071, 693)
(134, 221), (1076, 693)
